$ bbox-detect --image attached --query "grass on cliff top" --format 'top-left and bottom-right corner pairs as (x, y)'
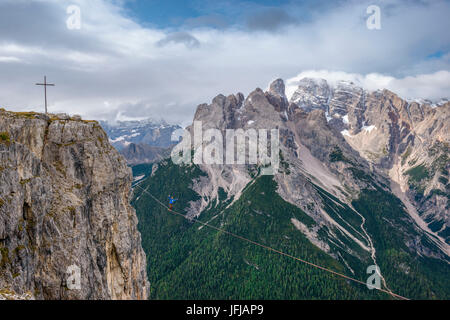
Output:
(2, 109), (98, 124)
(7, 111), (40, 119)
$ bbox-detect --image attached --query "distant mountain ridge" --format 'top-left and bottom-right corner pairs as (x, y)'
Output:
(121, 143), (172, 165)
(100, 119), (181, 151)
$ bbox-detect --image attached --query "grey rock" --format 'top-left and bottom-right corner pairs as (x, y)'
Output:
(54, 113), (71, 120)
(0, 109), (149, 300)
(183, 77), (449, 262)
(290, 78), (331, 112)
(265, 78), (289, 114)
(120, 143), (171, 165)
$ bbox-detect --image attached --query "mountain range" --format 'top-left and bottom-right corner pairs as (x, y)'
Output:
(100, 119), (181, 151)
(100, 119), (180, 165)
(0, 76), (448, 300)
(132, 77), (449, 299)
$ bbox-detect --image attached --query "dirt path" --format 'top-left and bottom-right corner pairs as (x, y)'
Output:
(348, 203), (393, 294)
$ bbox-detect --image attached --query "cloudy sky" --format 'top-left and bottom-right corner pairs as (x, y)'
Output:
(0, 0), (449, 125)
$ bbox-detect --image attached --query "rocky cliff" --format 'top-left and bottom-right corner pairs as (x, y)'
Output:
(0, 109), (149, 300)
(132, 78), (449, 299)
(179, 78), (449, 263)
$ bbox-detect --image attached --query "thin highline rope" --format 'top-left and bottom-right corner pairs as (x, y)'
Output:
(134, 184), (409, 300)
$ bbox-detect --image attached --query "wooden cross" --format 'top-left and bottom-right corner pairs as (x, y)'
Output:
(35, 76), (55, 114)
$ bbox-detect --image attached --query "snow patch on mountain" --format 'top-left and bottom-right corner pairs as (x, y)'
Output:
(362, 125), (376, 133)
(342, 114), (349, 124)
(341, 130), (352, 137)
(100, 119), (181, 151)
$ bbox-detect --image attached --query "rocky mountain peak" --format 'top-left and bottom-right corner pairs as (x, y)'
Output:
(290, 77), (331, 112)
(245, 88), (268, 108)
(212, 94), (227, 107)
(268, 78), (287, 98)
(187, 76), (450, 255)
(132, 75), (449, 300)
(265, 78), (289, 114)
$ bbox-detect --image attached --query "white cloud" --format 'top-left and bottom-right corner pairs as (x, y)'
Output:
(0, 0), (449, 123)
(0, 56), (22, 63)
(389, 71), (450, 101)
(286, 70), (450, 101)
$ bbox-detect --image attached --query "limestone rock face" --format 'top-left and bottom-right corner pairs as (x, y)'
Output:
(184, 81), (384, 260)
(0, 110), (149, 300)
(184, 78), (449, 261)
(290, 78), (331, 112)
(265, 78), (289, 114)
(289, 79), (450, 246)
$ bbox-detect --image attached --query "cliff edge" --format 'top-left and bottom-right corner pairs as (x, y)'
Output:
(0, 109), (149, 300)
